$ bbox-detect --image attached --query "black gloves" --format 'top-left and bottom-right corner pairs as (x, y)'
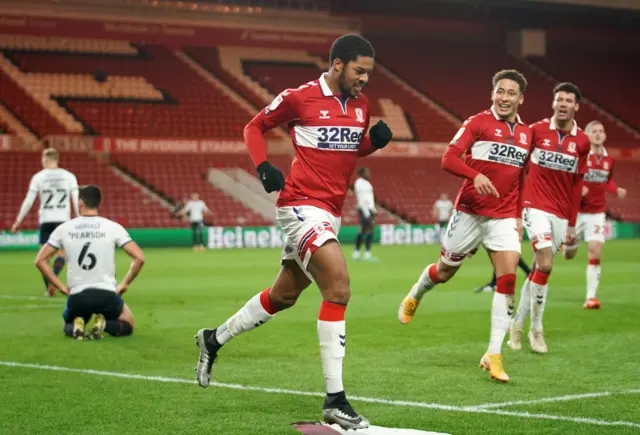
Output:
(256, 161), (285, 193)
(369, 120), (393, 149)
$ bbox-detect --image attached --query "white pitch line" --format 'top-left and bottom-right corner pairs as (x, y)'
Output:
(0, 295), (58, 301)
(0, 361), (639, 428)
(469, 389), (640, 410)
(467, 392), (613, 409)
(0, 304), (64, 311)
(472, 408), (640, 428)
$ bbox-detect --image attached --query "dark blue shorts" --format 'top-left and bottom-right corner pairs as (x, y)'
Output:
(39, 222), (64, 245)
(62, 289), (124, 324)
(358, 209), (375, 228)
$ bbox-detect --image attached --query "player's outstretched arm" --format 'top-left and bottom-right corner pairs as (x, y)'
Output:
(566, 175), (584, 245)
(441, 122), (499, 198)
(174, 204), (188, 217)
(605, 166), (626, 199)
(244, 91), (301, 193)
(117, 241), (145, 295)
(34, 244), (69, 295)
(70, 175), (80, 217)
(441, 146), (498, 197)
(11, 189), (37, 233)
(358, 120), (393, 157)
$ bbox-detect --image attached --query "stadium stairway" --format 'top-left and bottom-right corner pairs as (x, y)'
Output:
(208, 168), (277, 222)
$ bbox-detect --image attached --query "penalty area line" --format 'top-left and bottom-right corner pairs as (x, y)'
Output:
(0, 361), (638, 429)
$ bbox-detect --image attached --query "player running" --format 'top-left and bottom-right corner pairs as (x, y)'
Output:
(35, 185), (144, 340)
(398, 70), (532, 383)
(510, 83), (590, 353)
(193, 34), (392, 430)
(563, 120), (627, 309)
(11, 148), (79, 296)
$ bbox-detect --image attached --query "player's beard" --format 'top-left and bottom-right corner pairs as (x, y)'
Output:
(338, 70), (357, 97)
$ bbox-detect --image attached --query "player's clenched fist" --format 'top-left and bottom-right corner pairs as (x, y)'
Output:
(617, 187), (627, 199)
(473, 173), (500, 198)
(256, 161), (286, 193)
(369, 120), (393, 149)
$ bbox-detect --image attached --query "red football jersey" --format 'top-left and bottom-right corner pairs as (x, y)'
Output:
(446, 107), (532, 218)
(522, 117), (590, 220)
(245, 74), (376, 216)
(581, 150), (617, 213)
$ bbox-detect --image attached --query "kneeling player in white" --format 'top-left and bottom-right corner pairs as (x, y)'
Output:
(563, 121), (627, 309)
(510, 83), (590, 353)
(35, 185), (145, 340)
(11, 148), (79, 296)
(398, 70), (532, 382)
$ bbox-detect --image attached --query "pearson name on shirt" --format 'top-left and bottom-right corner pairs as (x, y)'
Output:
(69, 231), (107, 240)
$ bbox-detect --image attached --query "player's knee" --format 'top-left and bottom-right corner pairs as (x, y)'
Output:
(118, 321), (134, 336)
(536, 263), (552, 274)
(124, 321), (133, 336)
(270, 289), (300, 310)
(435, 263), (458, 283)
(588, 245), (602, 259)
(323, 269), (351, 305)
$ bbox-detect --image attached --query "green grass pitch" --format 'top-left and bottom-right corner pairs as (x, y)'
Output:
(1, 241), (639, 434)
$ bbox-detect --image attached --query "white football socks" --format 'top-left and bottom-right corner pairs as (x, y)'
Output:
(530, 282), (548, 333)
(410, 263), (439, 300)
(318, 301), (347, 394)
(487, 291), (513, 355)
(513, 276), (532, 328)
(215, 291), (273, 345)
(586, 263), (601, 300)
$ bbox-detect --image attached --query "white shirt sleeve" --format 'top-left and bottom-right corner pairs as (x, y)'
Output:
(114, 223), (132, 248)
(16, 175), (39, 224)
(47, 223), (65, 249)
(70, 174), (79, 217)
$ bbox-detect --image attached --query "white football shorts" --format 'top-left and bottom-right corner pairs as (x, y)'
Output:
(574, 212), (606, 245)
(440, 210), (521, 267)
(523, 207), (568, 256)
(276, 205), (341, 280)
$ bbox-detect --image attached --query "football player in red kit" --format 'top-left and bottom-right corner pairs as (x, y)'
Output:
(510, 83), (590, 353)
(563, 120), (627, 309)
(194, 34), (392, 430)
(398, 70), (532, 383)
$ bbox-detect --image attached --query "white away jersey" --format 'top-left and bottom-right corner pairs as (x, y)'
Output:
(28, 168), (78, 224)
(48, 216), (132, 295)
(434, 199), (454, 221)
(354, 177), (375, 217)
(185, 200), (207, 222)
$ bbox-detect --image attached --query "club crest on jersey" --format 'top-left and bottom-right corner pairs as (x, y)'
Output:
(495, 128), (502, 137)
(603, 162), (609, 170)
(519, 133), (528, 145)
(355, 108), (364, 123)
(568, 142), (577, 153)
(319, 110), (330, 119)
(542, 139), (551, 147)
